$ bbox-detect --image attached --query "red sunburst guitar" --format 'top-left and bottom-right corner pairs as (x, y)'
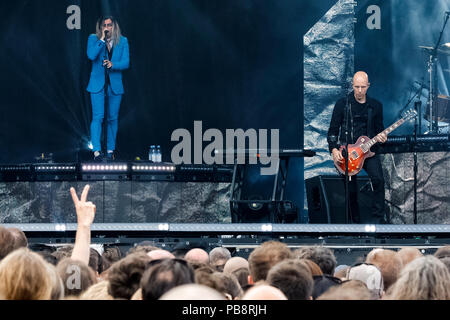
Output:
(334, 109), (417, 176)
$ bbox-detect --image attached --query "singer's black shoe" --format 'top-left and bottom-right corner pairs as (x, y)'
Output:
(106, 151), (115, 161)
(93, 152), (104, 162)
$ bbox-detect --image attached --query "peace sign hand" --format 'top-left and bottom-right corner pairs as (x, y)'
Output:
(70, 185), (96, 228)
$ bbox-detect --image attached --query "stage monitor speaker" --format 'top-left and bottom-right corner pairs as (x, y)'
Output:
(305, 175), (372, 224)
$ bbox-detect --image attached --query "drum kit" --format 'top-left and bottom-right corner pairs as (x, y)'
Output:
(417, 12), (450, 134)
(418, 44), (450, 128)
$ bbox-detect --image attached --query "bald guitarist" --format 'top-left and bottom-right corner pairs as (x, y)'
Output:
(327, 71), (388, 224)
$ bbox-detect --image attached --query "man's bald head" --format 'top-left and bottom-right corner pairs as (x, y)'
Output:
(241, 284), (288, 300)
(353, 71), (369, 84)
(147, 249), (175, 260)
(352, 71), (370, 103)
(159, 284), (225, 300)
(223, 257), (249, 274)
(184, 248), (209, 264)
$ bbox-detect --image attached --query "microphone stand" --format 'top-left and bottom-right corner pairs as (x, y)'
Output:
(344, 89), (351, 224)
(398, 82), (424, 134)
(413, 100), (420, 224)
(428, 12), (449, 133)
(102, 32), (109, 160)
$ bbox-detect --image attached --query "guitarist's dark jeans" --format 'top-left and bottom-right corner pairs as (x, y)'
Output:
(347, 155), (386, 223)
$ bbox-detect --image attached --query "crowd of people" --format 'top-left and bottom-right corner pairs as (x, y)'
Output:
(0, 185), (450, 300)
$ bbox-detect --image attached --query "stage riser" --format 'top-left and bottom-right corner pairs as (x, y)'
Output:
(0, 181), (231, 224)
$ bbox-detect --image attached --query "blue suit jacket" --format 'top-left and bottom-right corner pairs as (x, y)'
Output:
(87, 34), (129, 95)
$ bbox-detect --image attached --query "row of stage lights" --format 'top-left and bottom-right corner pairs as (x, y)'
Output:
(36, 166), (76, 171)
(1, 164), (176, 173)
(132, 165), (176, 172)
(82, 164), (128, 172)
(0, 163), (232, 182)
(81, 164), (176, 172)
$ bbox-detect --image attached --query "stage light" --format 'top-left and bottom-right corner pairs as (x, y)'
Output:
(158, 223), (169, 231)
(365, 225), (376, 232)
(261, 224), (273, 232)
(55, 224), (66, 232)
(87, 142), (93, 150)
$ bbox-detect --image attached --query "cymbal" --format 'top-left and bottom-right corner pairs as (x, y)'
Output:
(418, 45), (450, 55)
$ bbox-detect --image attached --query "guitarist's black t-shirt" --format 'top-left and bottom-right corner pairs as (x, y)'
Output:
(351, 99), (368, 143)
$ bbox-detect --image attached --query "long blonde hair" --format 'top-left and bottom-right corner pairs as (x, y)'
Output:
(95, 16), (122, 47)
(0, 248), (53, 300)
(386, 255), (450, 300)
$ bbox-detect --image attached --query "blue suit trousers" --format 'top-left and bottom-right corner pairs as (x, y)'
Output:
(90, 85), (122, 152)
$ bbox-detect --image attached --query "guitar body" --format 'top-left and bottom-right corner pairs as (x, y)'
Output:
(335, 136), (375, 176)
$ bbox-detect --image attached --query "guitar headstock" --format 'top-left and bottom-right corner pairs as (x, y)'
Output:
(402, 108), (418, 121)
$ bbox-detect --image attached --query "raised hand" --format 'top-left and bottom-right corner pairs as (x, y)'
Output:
(70, 185), (96, 228)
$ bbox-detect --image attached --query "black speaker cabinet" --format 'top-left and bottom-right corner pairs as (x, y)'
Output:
(305, 175), (372, 223)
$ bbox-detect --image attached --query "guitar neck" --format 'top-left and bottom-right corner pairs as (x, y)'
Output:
(364, 118), (406, 149)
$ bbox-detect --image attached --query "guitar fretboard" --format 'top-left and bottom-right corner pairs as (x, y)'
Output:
(361, 118), (406, 152)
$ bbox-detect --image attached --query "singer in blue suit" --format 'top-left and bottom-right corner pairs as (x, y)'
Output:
(87, 16), (129, 160)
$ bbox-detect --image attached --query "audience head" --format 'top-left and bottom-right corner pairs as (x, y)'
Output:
(159, 284), (225, 300)
(0, 248), (53, 300)
(45, 262), (64, 300)
(333, 264), (350, 279)
(435, 246), (450, 273)
(439, 257), (450, 273)
(397, 247), (423, 268)
(346, 263), (384, 299)
(140, 258), (195, 300)
(0, 226), (15, 261)
(301, 258), (324, 277)
(241, 284), (288, 300)
(434, 245), (450, 259)
(8, 227), (28, 250)
(127, 243), (159, 256)
(51, 245), (73, 263)
(312, 275), (342, 299)
(223, 256), (250, 288)
(89, 247), (103, 275)
(56, 258), (97, 297)
(80, 280), (114, 300)
(248, 241), (293, 282)
(107, 252), (151, 299)
(194, 263), (216, 283)
(386, 255), (450, 300)
(223, 256), (249, 274)
(101, 245), (123, 274)
(365, 248), (402, 290)
(196, 271), (243, 300)
(231, 267), (250, 289)
(294, 246), (337, 275)
(147, 249), (175, 260)
(208, 247), (231, 272)
(266, 259), (314, 300)
(184, 248), (210, 265)
(317, 280), (373, 300)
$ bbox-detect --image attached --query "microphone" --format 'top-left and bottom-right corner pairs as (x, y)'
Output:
(104, 30), (109, 39)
